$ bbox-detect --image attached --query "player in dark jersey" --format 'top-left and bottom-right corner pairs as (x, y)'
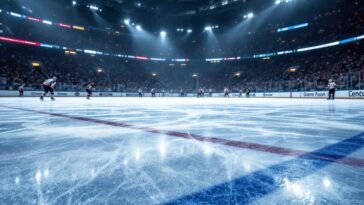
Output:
(86, 82), (94, 99)
(196, 89), (202, 98)
(245, 88), (251, 98)
(40, 77), (57, 100)
(151, 88), (156, 98)
(18, 84), (25, 97)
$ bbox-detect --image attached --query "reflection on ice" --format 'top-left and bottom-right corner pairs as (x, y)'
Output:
(123, 159), (128, 166)
(283, 178), (315, 204)
(135, 149), (141, 161)
(0, 98), (363, 204)
(203, 144), (213, 156)
(15, 176), (20, 184)
(35, 170), (42, 185)
(159, 139), (167, 157)
(44, 169), (49, 178)
(323, 177), (331, 189)
(243, 163), (252, 172)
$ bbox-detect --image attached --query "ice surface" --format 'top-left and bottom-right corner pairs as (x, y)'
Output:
(0, 97), (363, 205)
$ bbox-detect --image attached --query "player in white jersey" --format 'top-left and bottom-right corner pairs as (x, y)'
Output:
(138, 88), (143, 98)
(18, 84), (25, 97)
(224, 88), (229, 98)
(180, 89), (185, 97)
(208, 89), (213, 97)
(327, 79), (336, 100)
(40, 77), (57, 100)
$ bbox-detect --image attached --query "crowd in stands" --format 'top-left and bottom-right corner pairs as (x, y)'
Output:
(0, 0), (363, 94)
(0, 42), (363, 94)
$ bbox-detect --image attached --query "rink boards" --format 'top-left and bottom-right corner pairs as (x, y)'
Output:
(0, 90), (363, 99)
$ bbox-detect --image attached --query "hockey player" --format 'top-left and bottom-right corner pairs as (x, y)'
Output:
(239, 89), (243, 97)
(138, 88), (143, 98)
(40, 77), (57, 100)
(151, 88), (156, 98)
(224, 87), (229, 98)
(196, 89), (202, 98)
(180, 89), (185, 97)
(327, 79), (336, 100)
(245, 87), (251, 98)
(208, 89), (213, 97)
(18, 84), (25, 97)
(162, 89), (165, 97)
(86, 82), (94, 99)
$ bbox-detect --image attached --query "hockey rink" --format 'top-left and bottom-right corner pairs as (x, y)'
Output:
(0, 97), (363, 205)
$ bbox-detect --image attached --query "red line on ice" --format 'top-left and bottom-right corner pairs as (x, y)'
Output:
(2, 105), (364, 168)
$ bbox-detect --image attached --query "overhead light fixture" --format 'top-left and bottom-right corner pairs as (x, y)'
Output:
(89, 5), (99, 11)
(136, 25), (142, 31)
(187, 29), (193, 33)
(204, 26), (212, 32)
(124, 18), (130, 25)
(244, 12), (254, 19)
(72, 1), (77, 6)
(160, 31), (167, 37)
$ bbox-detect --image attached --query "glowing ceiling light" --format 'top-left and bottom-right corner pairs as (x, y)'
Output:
(160, 31), (167, 37)
(204, 26), (212, 32)
(247, 12), (254, 18)
(89, 5), (99, 11)
(124, 18), (130, 25)
(136, 25), (142, 31)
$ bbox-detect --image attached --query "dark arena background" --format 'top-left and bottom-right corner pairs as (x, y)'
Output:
(0, 0), (364, 204)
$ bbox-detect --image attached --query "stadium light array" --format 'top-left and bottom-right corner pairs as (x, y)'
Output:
(275, 0), (293, 5)
(204, 26), (212, 32)
(89, 5), (99, 10)
(87, 5), (102, 12)
(205, 25), (219, 32)
(31, 62), (41, 67)
(244, 12), (254, 19)
(160, 31), (167, 37)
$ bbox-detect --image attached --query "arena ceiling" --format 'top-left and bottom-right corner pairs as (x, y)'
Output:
(75, 0), (268, 17)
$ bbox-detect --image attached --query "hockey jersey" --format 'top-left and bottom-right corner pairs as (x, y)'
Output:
(328, 82), (336, 90)
(43, 79), (56, 87)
